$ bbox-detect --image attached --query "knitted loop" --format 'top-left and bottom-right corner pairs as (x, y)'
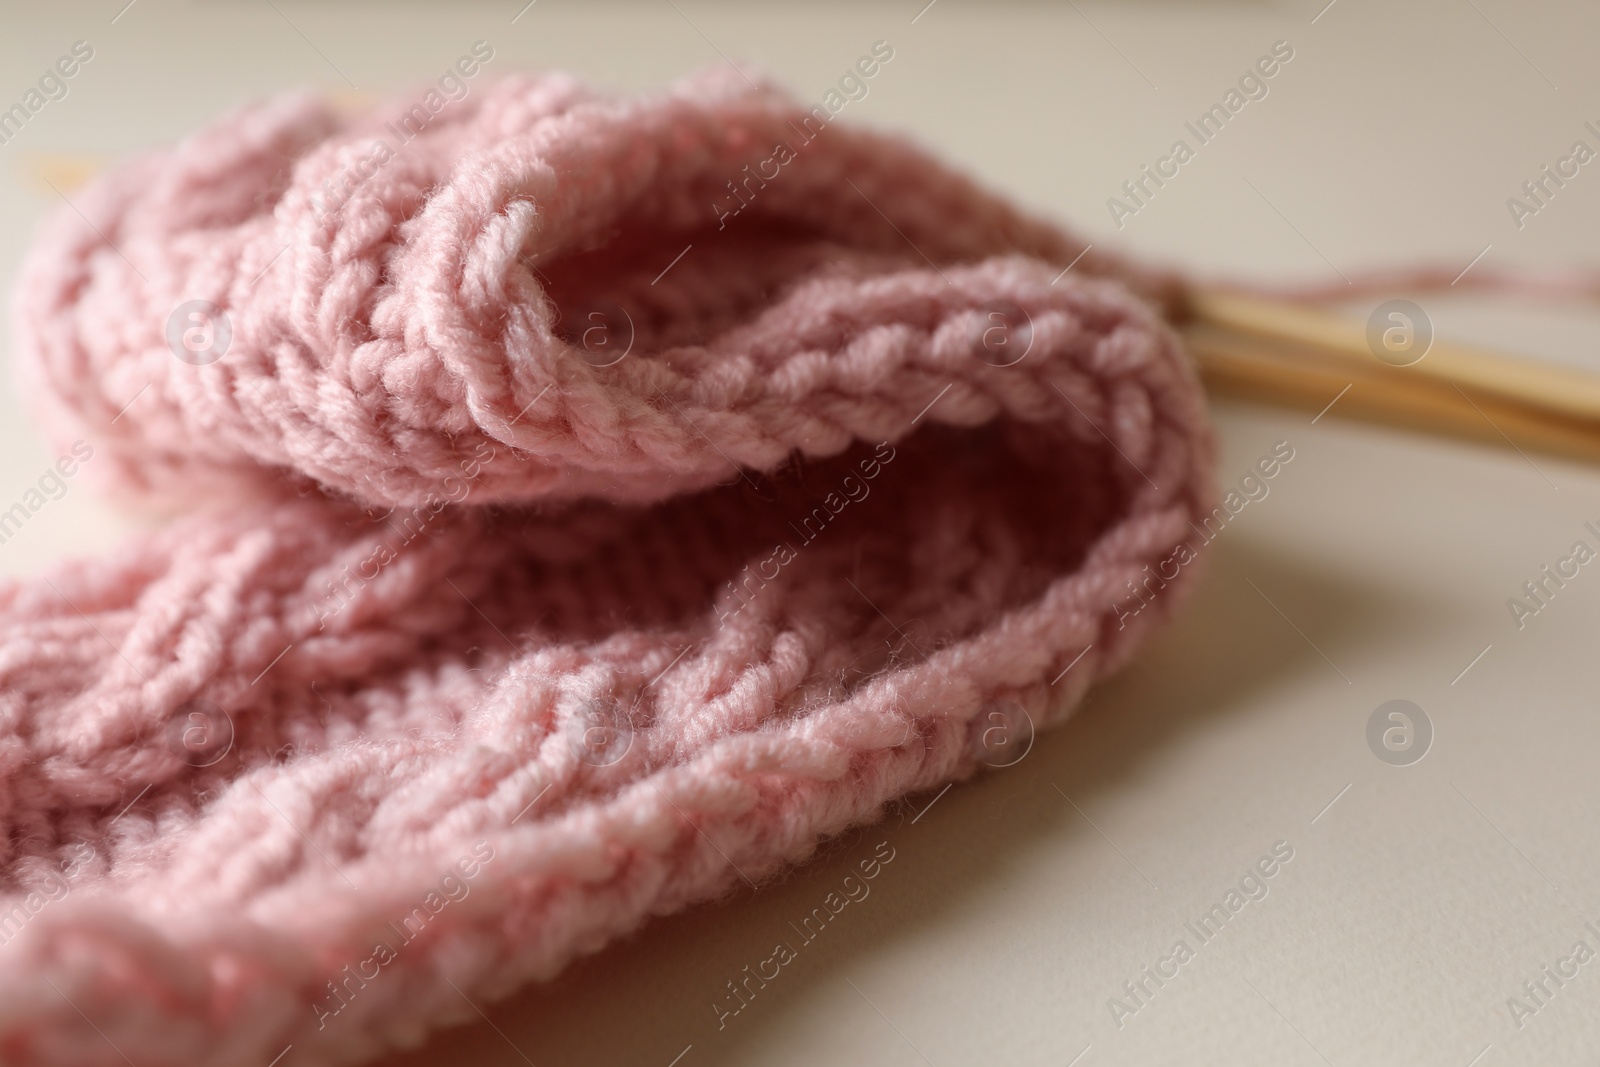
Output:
(2, 72), (1213, 1067)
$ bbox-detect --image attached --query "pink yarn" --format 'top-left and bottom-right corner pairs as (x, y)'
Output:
(3, 70), (1214, 1066)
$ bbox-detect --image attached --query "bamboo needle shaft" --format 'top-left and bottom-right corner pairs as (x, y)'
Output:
(1182, 287), (1600, 465)
(1187, 289), (1600, 428)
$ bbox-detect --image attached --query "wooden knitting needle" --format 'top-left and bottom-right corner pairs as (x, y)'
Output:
(1187, 289), (1600, 426)
(1181, 288), (1600, 465)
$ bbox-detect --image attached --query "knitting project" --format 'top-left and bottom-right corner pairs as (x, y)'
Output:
(3, 69), (1214, 1066)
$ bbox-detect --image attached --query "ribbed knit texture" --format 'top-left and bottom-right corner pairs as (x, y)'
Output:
(3, 69), (1214, 1066)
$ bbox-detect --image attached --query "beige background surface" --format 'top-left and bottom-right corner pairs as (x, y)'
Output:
(4, 2), (1600, 1065)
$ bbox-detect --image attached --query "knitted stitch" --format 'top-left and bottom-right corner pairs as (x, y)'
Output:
(3, 69), (1214, 1066)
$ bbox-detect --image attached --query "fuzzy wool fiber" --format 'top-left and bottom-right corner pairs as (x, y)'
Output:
(2, 69), (1215, 1065)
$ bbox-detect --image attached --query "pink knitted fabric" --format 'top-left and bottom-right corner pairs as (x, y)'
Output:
(4, 70), (1214, 1066)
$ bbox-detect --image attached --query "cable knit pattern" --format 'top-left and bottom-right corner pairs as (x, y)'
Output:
(3, 70), (1214, 1066)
